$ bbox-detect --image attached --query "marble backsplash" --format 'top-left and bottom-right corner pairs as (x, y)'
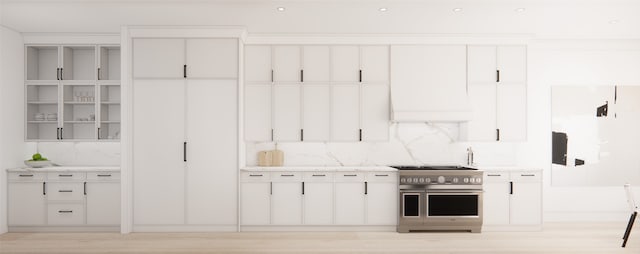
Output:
(246, 123), (520, 167)
(24, 142), (120, 166)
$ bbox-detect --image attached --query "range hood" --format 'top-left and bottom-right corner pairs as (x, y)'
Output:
(390, 45), (472, 122)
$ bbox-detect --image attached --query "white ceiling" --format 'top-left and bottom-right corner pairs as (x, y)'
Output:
(1, 0), (639, 39)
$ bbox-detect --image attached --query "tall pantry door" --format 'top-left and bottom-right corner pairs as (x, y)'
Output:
(133, 80), (186, 225)
(186, 79), (238, 225)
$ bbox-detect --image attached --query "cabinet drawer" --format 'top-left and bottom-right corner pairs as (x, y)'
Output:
(271, 172), (302, 182)
(335, 172), (365, 182)
(8, 172), (46, 181)
(483, 172), (509, 183)
(87, 172), (121, 181)
(303, 172), (334, 182)
(366, 172), (397, 183)
(47, 172), (86, 181)
(510, 172), (542, 182)
(241, 172), (270, 182)
(47, 204), (85, 225)
(47, 182), (85, 201)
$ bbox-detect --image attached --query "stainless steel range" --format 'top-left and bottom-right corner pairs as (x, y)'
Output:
(393, 166), (483, 233)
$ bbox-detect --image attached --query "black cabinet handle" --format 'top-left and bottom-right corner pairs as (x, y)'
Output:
(270, 182), (273, 195)
(487, 174), (502, 177)
(183, 65), (187, 78)
(271, 129), (274, 141)
(375, 174), (389, 177)
(312, 174), (326, 177)
(496, 129), (500, 141)
(271, 70), (274, 82)
(97, 127), (101, 140)
(365, 181), (368, 195)
(56, 128), (60, 140)
(58, 174), (73, 177)
(183, 142), (187, 162)
(521, 174), (536, 177)
(56, 68), (60, 80)
(344, 174), (357, 177)
(280, 174), (294, 177)
(249, 174), (263, 177)
(496, 70), (500, 82)
(60, 68), (64, 80)
(19, 174), (34, 177)
(300, 69), (304, 82)
(509, 181), (513, 195)
(301, 129), (304, 141)
(58, 210), (73, 214)
(97, 67), (101, 80)
(43, 182), (46, 195)
(60, 128), (64, 140)
(359, 129), (362, 142)
(359, 70), (362, 82)
(84, 182), (87, 195)
(302, 182), (305, 195)
(58, 190), (73, 193)
(97, 174), (112, 177)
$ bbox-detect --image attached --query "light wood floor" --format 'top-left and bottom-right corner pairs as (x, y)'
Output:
(1, 223), (638, 253)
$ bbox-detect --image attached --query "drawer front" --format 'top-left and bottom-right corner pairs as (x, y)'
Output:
(47, 182), (85, 201)
(87, 172), (121, 181)
(334, 172), (365, 182)
(365, 172), (397, 183)
(47, 172), (86, 181)
(271, 172), (302, 182)
(483, 172), (510, 183)
(510, 171), (542, 182)
(8, 172), (46, 181)
(47, 204), (85, 225)
(303, 172), (334, 182)
(241, 172), (270, 182)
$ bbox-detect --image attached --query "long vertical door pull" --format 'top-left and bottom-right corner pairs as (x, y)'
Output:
(496, 70), (500, 82)
(183, 142), (187, 162)
(183, 65), (187, 78)
(302, 182), (305, 195)
(43, 182), (46, 195)
(365, 181), (368, 195)
(496, 129), (500, 141)
(509, 181), (513, 195)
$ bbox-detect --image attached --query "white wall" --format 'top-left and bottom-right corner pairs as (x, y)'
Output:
(0, 24), (25, 233)
(24, 142), (120, 166)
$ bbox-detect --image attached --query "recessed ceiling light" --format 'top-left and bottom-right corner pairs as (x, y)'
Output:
(453, 8), (463, 13)
(379, 7), (388, 12)
(276, 7), (286, 12)
(608, 19), (620, 24)
(515, 8), (526, 12)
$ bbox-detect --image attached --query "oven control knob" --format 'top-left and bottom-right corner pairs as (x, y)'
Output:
(425, 178), (431, 183)
(419, 178), (425, 183)
(405, 178), (412, 183)
(400, 178), (406, 183)
(437, 176), (445, 184)
(413, 177), (419, 183)
(463, 178), (469, 183)
(475, 177), (482, 183)
(452, 177), (459, 183)
(470, 178), (475, 183)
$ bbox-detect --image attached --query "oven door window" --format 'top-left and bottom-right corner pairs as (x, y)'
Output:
(402, 193), (421, 217)
(427, 194), (478, 216)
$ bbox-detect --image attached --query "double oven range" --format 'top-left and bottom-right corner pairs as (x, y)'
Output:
(393, 166), (483, 233)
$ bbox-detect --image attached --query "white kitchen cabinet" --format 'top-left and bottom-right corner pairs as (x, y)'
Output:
(186, 39), (238, 78)
(332, 85), (360, 141)
(48, 204), (85, 225)
(133, 80), (186, 225)
(271, 173), (303, 225)
(365, 173), (397, 225)
(98, 45), (121, 81)
(482, 170), (542, 230)
(463, 45), (527, 142)
(241, 176), (271, 225)
(360, 46), (389, 83)
(302, 85), (331, 141)
(26, 46), (60, 81)
(244, 84), (272, 141)
(303, 46), (330, 82)
(186, 79), (237, 225)
(273, 46), (301, 82)
(335, 173), (366, 225)
(86, 182), (121, 225)
(244, 45), (272, 83)
(133, 39), (185, 79)
(273, 84), (302, 141)
(303, 173), (334, 225)
(331, 46), (360, 82)
(8, 181), (46, 226)
(361, 84), (389, 141)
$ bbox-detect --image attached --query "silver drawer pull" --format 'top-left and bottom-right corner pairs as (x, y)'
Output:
(58, 210), (73, 213)
(19, 174), (34, 177)
(58, 174), (73, 177)
(344, 174), (357, 177)
(97, 174), (112, 177)
(58, 190), (73, 193)
(487, 174), (502, 177)
(375, 174), (389, 177)
(312, 174), (326, 177)
(280, 174), (295, 177)
(249, 174), (263, 177)
(521, 174), (536, 177)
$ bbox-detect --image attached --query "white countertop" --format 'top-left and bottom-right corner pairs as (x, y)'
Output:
(7, 166), (121, 172)
(241, 166), (397, 172)
(471, 166), (541, 171)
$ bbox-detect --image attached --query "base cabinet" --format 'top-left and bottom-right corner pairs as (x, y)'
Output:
(482, 170), (542, 231)
(8, 179), (46, 226)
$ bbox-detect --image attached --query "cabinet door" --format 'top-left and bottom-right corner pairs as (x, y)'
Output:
(186, 39), (238, 78)
(331, 85), (360, 141)
(244, 85), (272, 141)
(273, 46), (301, 82)
(133, 80), (185, 225)
(241, 182), (271, 225)
(302, 85), (330, 141)
(186, 80), (237, 225)
(335, 182), (365, 225)
(332, 46), (360, 82)
(271, 182), (303, 225)
(497, 84), (527, 141)
(361, 84), (389, 141)
(360, 46), (389, 83)
(366, 182), (397, 225)
(468, 46), (497, 84)
(463, 84), (497, 141)
(8, 182), (46, 226)
(245, 46), (272, 82)
(86, 182), (120, 225)
(497, 46), (527, 84)
(133, 39), (185, 78)
(482, 173), (510, 226)
(510, 173), (542, 225)
(304, 182), (334, 225)
(273, 85), (301, 141)
(302, 46), (330, 82)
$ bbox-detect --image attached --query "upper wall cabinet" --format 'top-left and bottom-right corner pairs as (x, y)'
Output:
(360, 46), (389, 83)
(99, 46), (121, 81)
(26, 46), (96, 81)
(245, 46), (272, 83)
(186, 39), (238, 79)
(302, 46), (330, 82)
(133, 39), (185, 79)
(273, 46), (302, 82)
(331, 46), (360, 82)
